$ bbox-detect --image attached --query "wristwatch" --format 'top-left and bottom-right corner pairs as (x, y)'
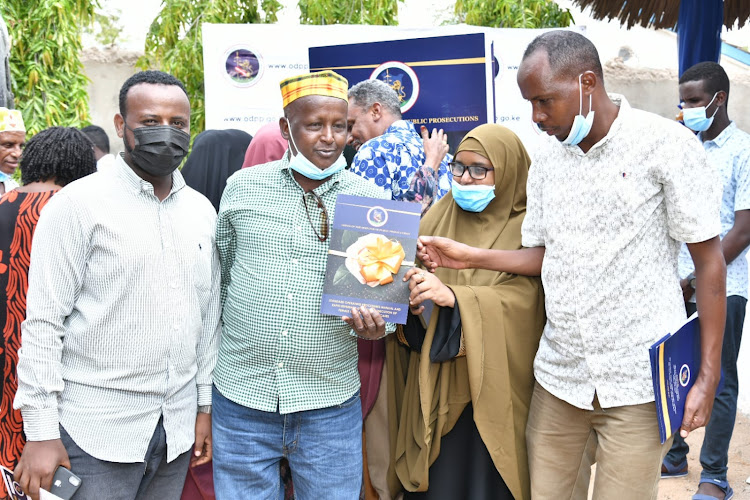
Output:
(198, 405), (212, 414)
(687, 273), (697, 289)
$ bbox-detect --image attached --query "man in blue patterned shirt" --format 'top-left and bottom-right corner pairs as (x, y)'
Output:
(663, 62), (750, 500)
(348, 79), (451, 215)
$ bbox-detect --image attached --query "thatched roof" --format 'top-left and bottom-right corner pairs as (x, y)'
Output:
(572, 1), (750, 30)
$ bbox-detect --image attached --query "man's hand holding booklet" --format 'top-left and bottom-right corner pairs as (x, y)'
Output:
(649, 312), (724, 444)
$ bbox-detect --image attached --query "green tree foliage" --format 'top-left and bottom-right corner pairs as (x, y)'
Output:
(299, 0), (402, 25)
(85, 7), (123, 47)
(0, 0), (95, 135)
(138, 0), (282, 142)
(454, 0), (573, 28)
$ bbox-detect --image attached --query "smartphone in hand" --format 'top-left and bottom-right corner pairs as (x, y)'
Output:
(48, 467), (81, 500)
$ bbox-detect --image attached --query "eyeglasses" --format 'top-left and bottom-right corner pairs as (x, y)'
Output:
(449, 162), (494, 180)
(302, 191), (329, 242)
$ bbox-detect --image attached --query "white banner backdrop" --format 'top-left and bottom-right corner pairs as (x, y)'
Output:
(202, 24), (579, 149)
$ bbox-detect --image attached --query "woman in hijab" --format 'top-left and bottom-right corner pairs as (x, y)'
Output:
(181, 129), (252, 212)
(387, 124), (545, 500)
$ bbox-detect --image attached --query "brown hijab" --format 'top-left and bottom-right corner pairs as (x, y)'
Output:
(387, 124), (545, 500)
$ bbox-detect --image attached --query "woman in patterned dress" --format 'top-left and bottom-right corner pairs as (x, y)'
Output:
(0, 127), (95, 490)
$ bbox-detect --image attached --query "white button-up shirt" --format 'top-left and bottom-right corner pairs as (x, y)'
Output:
(522, 95), (721, 410)
(678, 122), (750, 300)
(14, 155), (221, 462)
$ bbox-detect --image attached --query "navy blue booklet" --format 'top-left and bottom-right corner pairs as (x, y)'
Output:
(649, 312), (723, 444)
(321, 195), (421, 324)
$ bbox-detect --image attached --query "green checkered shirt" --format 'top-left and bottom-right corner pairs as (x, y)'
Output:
(215, 156), (391, 413)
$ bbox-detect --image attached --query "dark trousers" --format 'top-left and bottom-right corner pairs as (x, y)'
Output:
(60, 417), (191, 500)
(665, 295), (746, 482)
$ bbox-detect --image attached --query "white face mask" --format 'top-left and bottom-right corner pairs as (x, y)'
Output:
(285, 118), (346, 180)
(562, 73), (595, 146)
(450, 181), (496, 212)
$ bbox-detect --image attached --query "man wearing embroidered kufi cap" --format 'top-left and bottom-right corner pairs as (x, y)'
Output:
(0, 107), (24, 194)
(212, 71), (394, 497)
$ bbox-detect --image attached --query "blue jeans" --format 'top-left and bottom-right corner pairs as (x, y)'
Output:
(212, 385), (363, 499)
(60, 417), (190, 500)
(666, 295), (746, 482)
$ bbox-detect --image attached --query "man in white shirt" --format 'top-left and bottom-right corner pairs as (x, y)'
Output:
(13, 70), (221, 500)
(0, 106), (23, 193)
(663, 61), (750, 500)
(417, 30), (726, 500)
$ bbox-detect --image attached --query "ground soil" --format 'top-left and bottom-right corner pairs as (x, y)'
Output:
(657, 412), (750, 499)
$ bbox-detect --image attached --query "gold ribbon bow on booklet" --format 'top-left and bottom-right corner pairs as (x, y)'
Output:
(329, 233), (414, 287)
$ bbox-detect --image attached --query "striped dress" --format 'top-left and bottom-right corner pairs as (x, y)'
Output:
(0, 190), (56, 480)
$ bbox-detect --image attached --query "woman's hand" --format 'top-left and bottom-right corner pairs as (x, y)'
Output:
(404, 267), (455, 314)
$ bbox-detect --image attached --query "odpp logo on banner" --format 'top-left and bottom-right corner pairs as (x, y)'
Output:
(370, 62), (420, 113)
(223, 46), (264, 87)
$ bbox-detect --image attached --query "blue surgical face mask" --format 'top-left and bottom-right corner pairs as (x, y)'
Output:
(682, 92), (719, 132)
(285, 118), (346, 180)
(0, 171), (11, 183)
(562, 74), (595, 146)
(451, 180), (496, 212)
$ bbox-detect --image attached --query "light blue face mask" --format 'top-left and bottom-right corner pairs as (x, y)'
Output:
(0, 171), (11, 183)
(451, 180), (496, 212)
(285, 118), (346, 180)
(562, 74), (595, 146)
(682, 92), (719, 132)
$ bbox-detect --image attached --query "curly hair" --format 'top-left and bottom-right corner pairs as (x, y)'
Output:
(20, 127), (97, 186)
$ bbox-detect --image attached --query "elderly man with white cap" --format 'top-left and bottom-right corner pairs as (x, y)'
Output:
(0, 107), (24, 193)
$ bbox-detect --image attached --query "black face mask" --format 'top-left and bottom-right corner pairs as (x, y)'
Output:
(124, 124), (190, 177)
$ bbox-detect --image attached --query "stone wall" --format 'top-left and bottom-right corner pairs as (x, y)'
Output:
(82, 48), (139, 154)
(605, 59), (750, 131)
